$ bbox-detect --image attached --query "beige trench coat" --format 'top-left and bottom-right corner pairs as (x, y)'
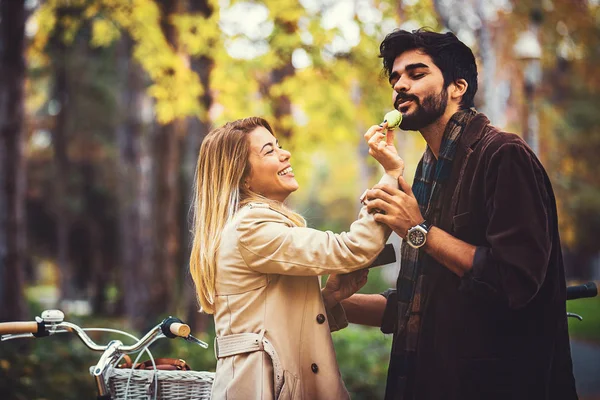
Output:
(210, 174), (396, 400)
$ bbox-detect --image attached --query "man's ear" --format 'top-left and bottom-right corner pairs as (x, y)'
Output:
(450, 79), (468, 100)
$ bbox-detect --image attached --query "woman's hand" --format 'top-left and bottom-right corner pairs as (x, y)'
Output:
(322, 269), (369, 309)
(364, 124), (404, 178)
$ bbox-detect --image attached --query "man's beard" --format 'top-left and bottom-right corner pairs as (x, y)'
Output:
(396, 87), (448, 131)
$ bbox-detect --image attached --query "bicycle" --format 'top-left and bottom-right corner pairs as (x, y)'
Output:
(0, 310), (215, 400)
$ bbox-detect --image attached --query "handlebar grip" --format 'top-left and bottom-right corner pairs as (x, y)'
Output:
(0, 321), (39, 335)
(566, 282), (598, 301)
(169, 322), (191, 337)
(161, 316), (191, 338)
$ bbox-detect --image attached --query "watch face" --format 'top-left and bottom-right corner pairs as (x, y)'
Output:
(408, 229), (426, 247)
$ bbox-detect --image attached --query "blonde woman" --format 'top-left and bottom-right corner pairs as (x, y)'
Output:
(190, 117), (402, 399)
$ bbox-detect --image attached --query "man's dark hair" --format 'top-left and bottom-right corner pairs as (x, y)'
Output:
(379, 28), (478, 109)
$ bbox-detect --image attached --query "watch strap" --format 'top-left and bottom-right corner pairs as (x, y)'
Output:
(419, 220), (432, 232)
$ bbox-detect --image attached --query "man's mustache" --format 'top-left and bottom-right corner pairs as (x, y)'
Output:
(394, 94), (418, 109)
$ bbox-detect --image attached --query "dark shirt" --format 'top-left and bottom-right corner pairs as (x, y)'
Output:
(381, 114), (577, 400)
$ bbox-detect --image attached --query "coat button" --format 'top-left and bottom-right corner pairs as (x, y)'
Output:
(311, 363), (319, 373)
(316, 314), (326, 324)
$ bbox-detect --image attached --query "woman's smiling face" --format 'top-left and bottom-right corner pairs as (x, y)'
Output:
(246, 126), (299, 202)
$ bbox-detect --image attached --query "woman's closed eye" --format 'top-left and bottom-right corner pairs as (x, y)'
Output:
(265, 143), (282, 155)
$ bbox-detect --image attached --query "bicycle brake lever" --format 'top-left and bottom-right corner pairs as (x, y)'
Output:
(1, 327), (72, 341)
(1, 333), (35, 341)
(567, 312), (583, 321)
(184, 334), (209, 349)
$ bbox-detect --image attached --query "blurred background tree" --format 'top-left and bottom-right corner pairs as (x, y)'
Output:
(1, 0), (599, 399)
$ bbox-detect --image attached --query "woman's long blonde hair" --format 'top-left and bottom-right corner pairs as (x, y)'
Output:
(190, 117), (305, 314)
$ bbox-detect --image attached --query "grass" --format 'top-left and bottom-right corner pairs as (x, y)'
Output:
(567, 294), (600, 344)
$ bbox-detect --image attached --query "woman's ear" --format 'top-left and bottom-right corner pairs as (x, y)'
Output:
(451, 79), (468, 100)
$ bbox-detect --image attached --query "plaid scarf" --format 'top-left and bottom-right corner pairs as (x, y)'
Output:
(387, 109), (476, 400)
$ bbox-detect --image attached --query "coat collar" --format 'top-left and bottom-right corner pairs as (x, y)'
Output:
(457, 112), (490, 152)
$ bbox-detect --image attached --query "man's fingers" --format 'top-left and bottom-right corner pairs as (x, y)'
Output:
(366, 198), (391, 214)
(398, 176), (413, 196)
(366, 187), (396, 204)
(372, 212), (395, 227)
(371, 183), (404, 197)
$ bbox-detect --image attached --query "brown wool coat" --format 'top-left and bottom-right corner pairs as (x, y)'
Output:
(210, 174), (396, 400)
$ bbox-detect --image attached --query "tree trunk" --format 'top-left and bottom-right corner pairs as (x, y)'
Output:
(50, 13), (75, 302)
(259, 18), (297, 139)
(0, 0), (27, 321)
(152, 0), (185, 316)
(79, 162), (109, 315)
(115, 35), (156, 327)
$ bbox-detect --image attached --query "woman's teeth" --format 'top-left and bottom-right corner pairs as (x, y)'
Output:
(278, 167), (293, 176)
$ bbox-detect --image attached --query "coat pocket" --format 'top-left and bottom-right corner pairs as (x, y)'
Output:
(277, 370), (299, 400)
(452, 211), (471, 231)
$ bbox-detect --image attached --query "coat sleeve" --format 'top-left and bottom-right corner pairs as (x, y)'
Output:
(237, 174), (397, 276)
(325, 303), (348, 332)
(459, 142), (553, 309)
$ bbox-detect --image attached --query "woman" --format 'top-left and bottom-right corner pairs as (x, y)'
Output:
(190, 117), (402, 399)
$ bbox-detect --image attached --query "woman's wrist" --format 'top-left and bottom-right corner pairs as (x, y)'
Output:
(385, 167), (403, 179)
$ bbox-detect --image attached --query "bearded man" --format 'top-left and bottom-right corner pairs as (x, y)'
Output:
(324, 28), (577, 400)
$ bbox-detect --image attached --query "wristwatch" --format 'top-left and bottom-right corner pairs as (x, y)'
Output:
(406, 220), (432, 249)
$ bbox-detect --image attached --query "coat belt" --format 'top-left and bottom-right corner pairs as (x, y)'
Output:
(215, 331), (284, 398)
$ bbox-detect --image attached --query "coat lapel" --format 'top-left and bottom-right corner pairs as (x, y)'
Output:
(440, 113), (490, 231)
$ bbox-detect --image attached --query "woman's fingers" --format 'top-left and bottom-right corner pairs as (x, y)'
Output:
(368, 132), (386, 149)
(385, 129), (396, 146)
(364, 125), (385, 142)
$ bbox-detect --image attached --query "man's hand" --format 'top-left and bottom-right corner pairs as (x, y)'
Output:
(322, 269), (369, 309)
(365, 176), (423, 239)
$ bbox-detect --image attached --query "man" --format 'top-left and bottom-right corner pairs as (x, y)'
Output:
(324, 28), (577, 400)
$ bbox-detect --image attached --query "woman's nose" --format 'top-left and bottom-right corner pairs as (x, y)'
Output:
(279, 149), (291, 160)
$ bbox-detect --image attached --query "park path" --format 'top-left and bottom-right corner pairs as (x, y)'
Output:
(572, 340), (600, 399)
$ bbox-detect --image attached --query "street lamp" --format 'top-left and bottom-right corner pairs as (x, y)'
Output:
(513, 11), (543, 155)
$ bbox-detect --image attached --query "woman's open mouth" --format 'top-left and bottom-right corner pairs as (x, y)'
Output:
(278, 166), (293, 176)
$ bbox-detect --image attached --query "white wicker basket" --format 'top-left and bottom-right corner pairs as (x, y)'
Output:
(98, 366), (215, 400)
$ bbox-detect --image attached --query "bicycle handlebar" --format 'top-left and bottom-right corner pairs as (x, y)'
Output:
(0, 310), (202, 353)
(1, 310), (210, 399)
(566, 282), (598, 301)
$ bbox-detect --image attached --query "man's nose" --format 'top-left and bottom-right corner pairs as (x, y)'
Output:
(393, 77), (409, 93)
